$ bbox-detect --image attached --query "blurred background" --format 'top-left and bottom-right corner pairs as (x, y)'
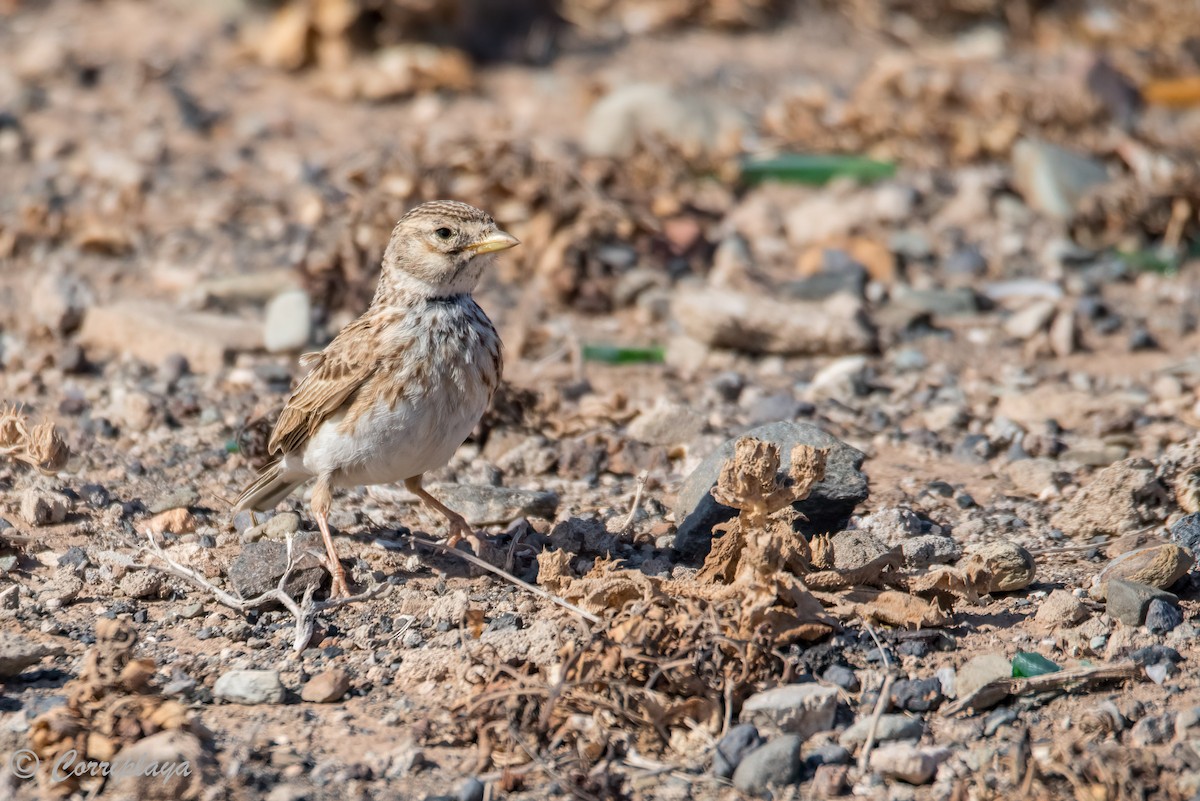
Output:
(1, 0), (1198, 355)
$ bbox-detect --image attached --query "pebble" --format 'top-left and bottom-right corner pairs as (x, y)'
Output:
(891, 678), (944, 713)
(956, 654), (1012, 700)
(1106, 579), (1177, 627)
(120, 570), (163, 599)
(900, 535), (961, 568)
(20, 488), (68, 527)
(805, 743), (851, 770)
(149, 488), (200, 514)
(1034, 589), (1088, 627)
(731, 734), (804, 796)
(301, 668), (350, 703)
(264, 289), (312, 353)
(713, 723), (763, 778)
(840, 714), (924, 746)
(1145, 598), (1184, 633)
(869, 743), (947, 785)
(214, 669), (286, 704)
(821, 664), (860, 693)
(741, 683), (838, 739)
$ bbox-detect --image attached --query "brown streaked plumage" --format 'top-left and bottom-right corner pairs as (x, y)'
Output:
(234, 200), (517, 597)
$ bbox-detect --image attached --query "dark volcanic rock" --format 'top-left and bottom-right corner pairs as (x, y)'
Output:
(672, 421), (869, 557)
(227, 531), (329, 599)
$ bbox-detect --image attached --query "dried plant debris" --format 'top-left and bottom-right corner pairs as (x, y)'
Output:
(27, 620), (210, 798)
(0, 403), (69, 474)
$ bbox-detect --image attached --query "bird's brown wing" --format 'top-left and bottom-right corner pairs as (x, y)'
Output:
(268, 314), (382, 456)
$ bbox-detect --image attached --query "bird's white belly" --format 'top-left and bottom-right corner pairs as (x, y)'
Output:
(298, 388), (487, 488)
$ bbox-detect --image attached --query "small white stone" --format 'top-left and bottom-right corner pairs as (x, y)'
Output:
(263, 290), (312, 353)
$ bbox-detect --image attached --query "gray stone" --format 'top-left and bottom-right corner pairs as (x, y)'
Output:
(713, 723), (763, 778)
(263, 289), (312, 353)
(855, 507), (924, 545)
(0, 631), (65, 677)
(1145, 598), (1184, 633)
(821, 664), (860, 693)
(673, 422), (868, 557)
(1106, 579), (1177, 626)
(891, 677), (945, 713)
(901, 535), (962, 568)
(1011, 138), (1109, 219)
(214, 669), (285, 704)
(742, 684), (838, 739)
(732, 735), (804, 796)
(427, 484), (559, 526)
(840, 714), (924, 746)
(227, 531), (328, 598)
(831, 530), (890, 569)
(890, 286), (979, 316)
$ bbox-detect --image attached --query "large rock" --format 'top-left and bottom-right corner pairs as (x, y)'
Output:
(673, 422), (869, 557)
(1052, 458), (1166, 539)
(214, 669), (285, 704)
(79, 301), (263, 373)
(1011, 138), (1109, 219)
(426, 485), (559, 526)
(0, 631), (65, 677)
(227, 531), (328, 598)
(671, 288), (876, 356)
(105, 730), (215, 801)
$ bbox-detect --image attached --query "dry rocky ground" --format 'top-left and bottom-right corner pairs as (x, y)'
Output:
(3, 1), (1200, 800)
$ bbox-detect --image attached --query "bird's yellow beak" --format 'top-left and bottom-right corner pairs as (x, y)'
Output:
(468, 230), (520, 254)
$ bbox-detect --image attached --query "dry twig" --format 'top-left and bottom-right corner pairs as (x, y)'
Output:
(142, 531), (387, 651)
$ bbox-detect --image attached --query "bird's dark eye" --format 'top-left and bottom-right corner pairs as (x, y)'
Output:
(435, 227), (453, 240)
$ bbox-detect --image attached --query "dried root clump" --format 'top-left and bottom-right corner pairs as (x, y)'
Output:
(0, 403), (69, 474)
(28, 620), (207, 797)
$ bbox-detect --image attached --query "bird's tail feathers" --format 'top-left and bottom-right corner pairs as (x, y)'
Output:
(234, 460), (305, 512)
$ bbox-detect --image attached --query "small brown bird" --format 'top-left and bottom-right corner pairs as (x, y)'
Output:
(235, 201), (518, 597)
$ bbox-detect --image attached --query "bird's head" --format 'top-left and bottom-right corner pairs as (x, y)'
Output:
(378, 200), (519, 302)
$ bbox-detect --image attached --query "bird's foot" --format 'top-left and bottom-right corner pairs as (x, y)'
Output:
(326, 563), (351, 599)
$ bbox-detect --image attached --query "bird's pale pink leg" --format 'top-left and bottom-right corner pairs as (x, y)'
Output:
(404, 475), (473, 546)
(312, 476), (351, 598)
